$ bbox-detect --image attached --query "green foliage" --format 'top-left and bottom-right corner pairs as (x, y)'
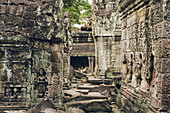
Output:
(63, 0), (92, 25)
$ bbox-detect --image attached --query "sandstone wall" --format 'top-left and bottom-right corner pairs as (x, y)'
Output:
(117, 0), (170, 112)
(71, 30), (95, 72)
(0, 0), (67, 109)
(71, 31), (94, 57)
(93, 0), (122, 75)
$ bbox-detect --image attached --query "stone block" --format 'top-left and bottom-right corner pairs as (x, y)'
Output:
(154, 21), (170, 39)
(23, 11), (36, 20)
(0, 0), (8, 4)
(16, 5), (24, 16)
(68, 107), (85, 113)
(18, 0), (25, 4)
(129, 39), (136, 52)
(0, 5), (7, 14)
(42, 0), (56, 3)
(161, 21), (170, 38)
(161, 58), (170, 73)
(25, 1), (40, 6)
(25, 5), (38, 11)
(28, 99), (55, 113)
(151, 73), (169, 110)
(155, 39), (170, 58)
(20, 19), (35, 28)
(155, 58), (170, 73)
(10, 0), (18, 5)
(151, 96), (161, 109)
(157, 73), (170, 94)
(155, 93), (170, 110)
(9, 5), (17, 15)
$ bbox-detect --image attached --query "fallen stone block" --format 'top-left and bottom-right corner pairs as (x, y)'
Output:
(28, 99), (55, 113)
(66, 92), (107, 103)
(41, 108), (58, 113)
(65, 99), (112, 112)
(75, 71), (87, 79)
(87, 75), (111, 84)
(68, 107), (85, 113)
(4, 110), (28, 113)
(63, 89), (81, 97)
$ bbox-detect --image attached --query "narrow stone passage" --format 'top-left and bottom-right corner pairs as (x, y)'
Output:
(63, 71), (121, 113)
(0, 0), (169, 113)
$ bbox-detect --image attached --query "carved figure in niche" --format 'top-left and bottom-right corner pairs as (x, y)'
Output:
(122, 54), (129, 84)
(126, 54), (133, 83)
(135, 54), (143, 87)
(145, 53), (154, 85)
(36, 68), (48, 98)
(0, 51), (5, 98)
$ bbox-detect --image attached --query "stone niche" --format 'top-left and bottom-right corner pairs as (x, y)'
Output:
(117, 0), (170, 112)
(0, 0), (67, 110)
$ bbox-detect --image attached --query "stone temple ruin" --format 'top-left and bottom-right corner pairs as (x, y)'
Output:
(92, 0), (169, 112)
(0, 0), (169, 113)
(0, 0), (71, 110)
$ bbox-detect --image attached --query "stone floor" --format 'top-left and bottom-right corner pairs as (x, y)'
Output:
(63, 71), (121, 113)
(4, 71), (121, 113)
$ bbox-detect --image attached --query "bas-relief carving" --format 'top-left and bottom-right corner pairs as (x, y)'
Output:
(118, 0), (169, 112)
(36, 68), (48, 98)
(0, 0), (69, 109)
(92, 0), (170, 112)
(152, 73), (170, 109)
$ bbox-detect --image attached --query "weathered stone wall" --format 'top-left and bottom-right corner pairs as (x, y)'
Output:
(72, 31), (94, 57)
(63, 11), (72, 87)
(0, 0), (67, 109)
(93, 0), (121, 75)
(71, 30), (95, 72)
(117, 0), (170, 112)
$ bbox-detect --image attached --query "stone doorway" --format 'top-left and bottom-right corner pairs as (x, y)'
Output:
(71, 57), (89, 70)
(70, 56), (95, 72)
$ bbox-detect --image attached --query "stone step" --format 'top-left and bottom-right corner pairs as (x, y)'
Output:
(65, 99), (112, 112)
(77, 84), (98, 90)
(87, 76), (111, 85)
(0, 106), (28, 111)
(89, 84), (115, 93)
(84, 92), (107, 98)
(69, 83), (78, 88)
(66, 99), (107, 105)
(66, 92), (107, 102)
(28, 99), (55, 113)
(111, 104), (121, 113)
(73, 89), (89, 94)
(75, 71), (87, 79)
(63, 90), (81, 97)
(0, 102), (27, 106)
(4, 110), (27, 113)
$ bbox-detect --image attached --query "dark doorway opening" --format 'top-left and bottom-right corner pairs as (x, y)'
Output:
(71, 56), (89, 70)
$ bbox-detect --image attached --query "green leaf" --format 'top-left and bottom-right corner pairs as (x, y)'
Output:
(63, 0), (92, 25)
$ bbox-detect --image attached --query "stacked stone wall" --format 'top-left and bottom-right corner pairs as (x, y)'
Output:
(117, 0), (170, 112)
(0, 0), (67, 109)
(93, 0), (122, 75)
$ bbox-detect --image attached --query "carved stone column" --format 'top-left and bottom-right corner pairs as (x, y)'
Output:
(88, 56), (95, 72)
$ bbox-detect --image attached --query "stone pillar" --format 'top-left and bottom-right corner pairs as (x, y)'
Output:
(0, 61), (3, 98)
(63, 11), (72, 86)
(88, 57), (94, 72)
(92, 0), (121, 75)
(51, 43), (63, 106)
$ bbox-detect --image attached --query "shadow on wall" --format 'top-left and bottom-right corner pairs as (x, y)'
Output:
(70, 57), (89, 70)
